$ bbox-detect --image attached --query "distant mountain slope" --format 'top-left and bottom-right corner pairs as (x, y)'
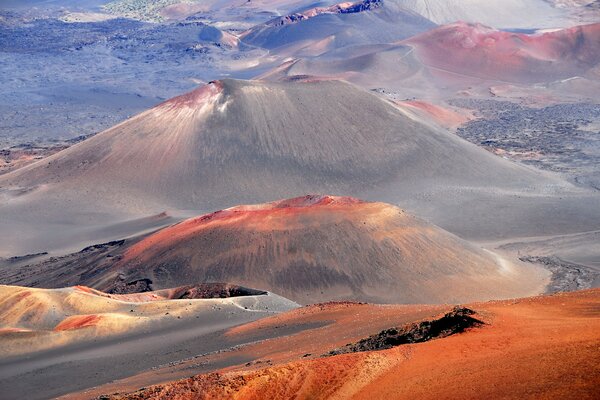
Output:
(263, 22), (600, 91)
(405, 22), (600, 84)
(259, 43), (430, 94)
(102, 0), (335, 24)
(240, 0), (435, 54)
(0, 283), (297, 358)
(394, 0), (568, 28)
(0, 196), (549, 304)
(2, 78), (485, 212)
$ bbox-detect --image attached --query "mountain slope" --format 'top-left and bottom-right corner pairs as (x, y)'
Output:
(0, 283), (298, 399)
(0, 283), (294, 357)
(405, 22), (600, 84)
(264, 22), (600, 91)
(1, 78), (599, 256)
(394, 0), (568, 28)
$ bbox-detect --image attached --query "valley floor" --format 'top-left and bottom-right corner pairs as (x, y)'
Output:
(54, 289), (600, 400)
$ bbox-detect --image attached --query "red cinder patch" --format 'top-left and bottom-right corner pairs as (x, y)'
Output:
(54, 315), (102, 331)
(15, 291), (32, 301)
(121, 195), (363, 263)
(159, 80), (223, 109)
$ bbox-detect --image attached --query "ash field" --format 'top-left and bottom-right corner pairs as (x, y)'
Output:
(0, 1), (599, 399)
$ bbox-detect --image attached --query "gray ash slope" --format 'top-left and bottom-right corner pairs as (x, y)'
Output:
(1, 78), (599, 256)
(240, 0), (435, 53)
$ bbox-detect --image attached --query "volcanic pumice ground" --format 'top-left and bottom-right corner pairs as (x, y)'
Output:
(0, 0), (599, 399)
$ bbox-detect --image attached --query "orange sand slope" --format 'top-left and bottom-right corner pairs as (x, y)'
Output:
(104, 289), (600, 400)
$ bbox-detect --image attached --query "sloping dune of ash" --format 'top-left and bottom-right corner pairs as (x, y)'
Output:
(2, 78), (599, 256)
(239, 0), (434, 55)
(0, 284), (297, 357)
(405, 22), (600, 84)
(84, 195), (549, 305)
(259, 43), (434, 96)
(93, 289), (600, 400)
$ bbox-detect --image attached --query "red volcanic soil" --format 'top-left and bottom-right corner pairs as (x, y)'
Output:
(73, 285), (99, 295)
(405, 22), (600, 83)
(396, 100), (472, 129)
(54, 314), (103, 331)
(157, 80), (223, 109)
(98, 289), (600, 400)
(122, 195), (364, 261)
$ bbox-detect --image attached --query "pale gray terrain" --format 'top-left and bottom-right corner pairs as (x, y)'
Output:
(452, 100), (600, 190)
(393, 0), (570, 28)
(492, 230), (600, 286)
(0, 13), (268, 148)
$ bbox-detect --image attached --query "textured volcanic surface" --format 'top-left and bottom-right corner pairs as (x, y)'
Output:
(0, 283), (297, 358)
(405, 22), (600, 84)
(81, 195), (549, 304)
(3, 298), (448, 400)
(1, 78), (599, 257)
(90, 289), (600, 400)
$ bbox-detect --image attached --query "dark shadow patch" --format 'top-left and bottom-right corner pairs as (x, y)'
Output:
(325, 307), (483, 356)
(109, 277), (153, 294)
(81, 240), (126, 253)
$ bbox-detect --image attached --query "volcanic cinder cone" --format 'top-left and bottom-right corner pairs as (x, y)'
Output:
(85, 195), (549, 304)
